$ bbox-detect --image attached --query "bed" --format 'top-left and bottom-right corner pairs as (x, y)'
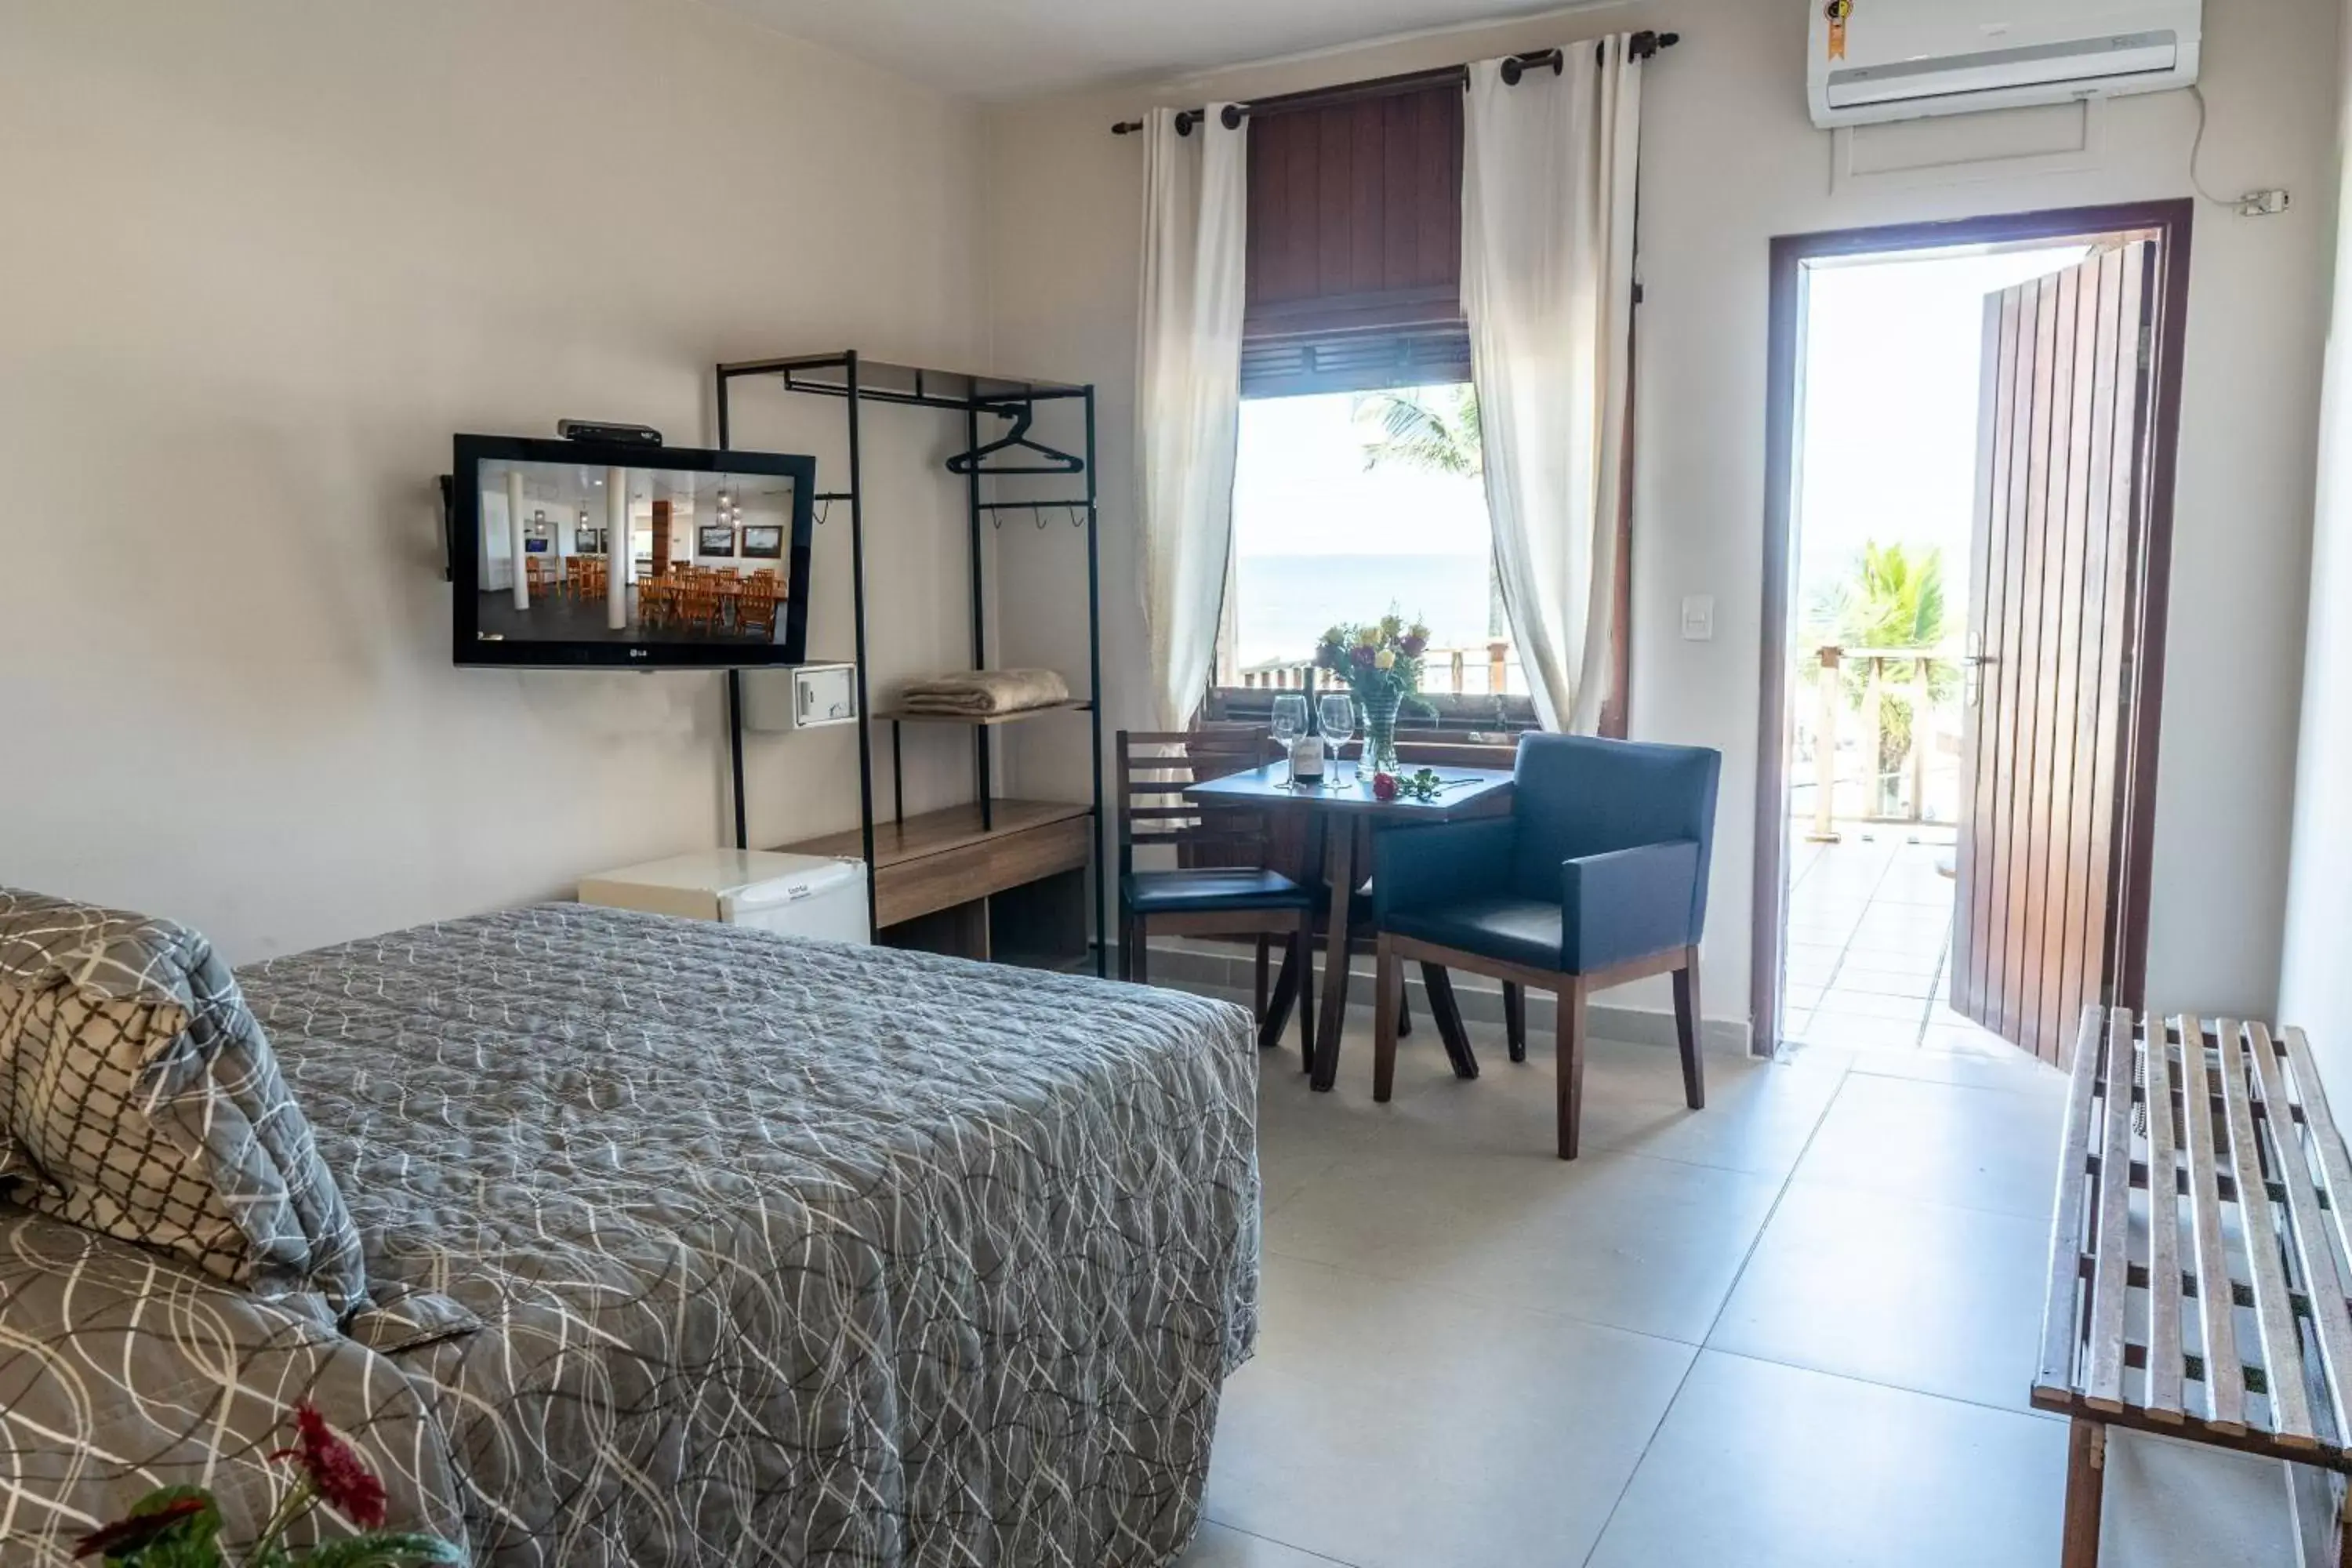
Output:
(0, 901), (1261, 1566)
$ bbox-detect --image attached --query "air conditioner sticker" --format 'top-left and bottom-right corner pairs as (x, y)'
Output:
(1825, 0), (1852, 60)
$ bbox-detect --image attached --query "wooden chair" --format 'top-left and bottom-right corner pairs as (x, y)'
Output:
(736, 587), (779, 639)
(1118, 728), (1316, 1062)
(1370, 735), (1721, 1159)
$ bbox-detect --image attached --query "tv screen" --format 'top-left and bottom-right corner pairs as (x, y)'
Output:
(451, 434), (815, 667)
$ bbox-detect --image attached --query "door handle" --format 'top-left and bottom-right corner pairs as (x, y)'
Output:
(1962, 654), (1996, 667)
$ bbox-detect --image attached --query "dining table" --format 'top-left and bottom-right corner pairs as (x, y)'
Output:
(1185, 760), (1517, 1091)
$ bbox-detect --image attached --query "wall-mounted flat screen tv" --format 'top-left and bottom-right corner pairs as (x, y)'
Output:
(451, 434), (815, 667)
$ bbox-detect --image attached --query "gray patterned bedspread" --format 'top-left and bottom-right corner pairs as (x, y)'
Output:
(0, 904), (1260, 1566)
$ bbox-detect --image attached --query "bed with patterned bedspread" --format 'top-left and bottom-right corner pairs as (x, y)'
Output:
(0, 901), (1261, 1566)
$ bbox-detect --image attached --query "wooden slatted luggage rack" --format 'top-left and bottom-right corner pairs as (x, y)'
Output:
(2036, 1008), (2352, 1566)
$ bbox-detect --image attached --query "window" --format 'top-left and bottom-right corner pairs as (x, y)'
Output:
(1218, 382), (1526, 702)
(1204, 67), (1624, 734)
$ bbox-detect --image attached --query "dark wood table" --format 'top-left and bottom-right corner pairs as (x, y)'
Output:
(1185, 763), (1516, 1091)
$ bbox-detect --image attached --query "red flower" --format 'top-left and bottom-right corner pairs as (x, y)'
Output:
(73, 1496), (209, 1559)
(1348, 644), (1376, 668)
(1371, 771), (1399, 802)
(1399, 633), (1427, 658)
(270, 1403), (388, 1529)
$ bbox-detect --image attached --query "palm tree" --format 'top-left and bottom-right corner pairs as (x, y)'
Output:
(1805, 541), (1954, 811)
(1355, 385), (1483, 478)
(1806, 539), (1948, 663)
(1353, 385), (1501, 637)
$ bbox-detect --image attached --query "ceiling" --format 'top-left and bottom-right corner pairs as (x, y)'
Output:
(704, 0), (1589, 100)
(484, 459), (797, 515)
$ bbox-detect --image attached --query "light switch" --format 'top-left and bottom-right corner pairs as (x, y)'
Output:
(1680, 594), (1715, 641)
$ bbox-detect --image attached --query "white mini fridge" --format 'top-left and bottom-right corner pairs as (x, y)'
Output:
(578, 849), (870, 945)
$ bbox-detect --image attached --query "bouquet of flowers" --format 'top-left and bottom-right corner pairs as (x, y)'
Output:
(74, 1403), (459, 1568)
(1312, 612), (1432, 773)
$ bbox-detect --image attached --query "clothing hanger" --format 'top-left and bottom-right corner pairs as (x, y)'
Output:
(945, 401), (1086, 476)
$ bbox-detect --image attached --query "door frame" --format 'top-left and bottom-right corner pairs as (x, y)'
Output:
(1751, 199), (2192, 1060)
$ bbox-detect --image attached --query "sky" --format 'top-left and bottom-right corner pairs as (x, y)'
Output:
(1232, 391), (1492, 559)
(1795, 244), (2091, 620)
(1229, 389), (1495, 669)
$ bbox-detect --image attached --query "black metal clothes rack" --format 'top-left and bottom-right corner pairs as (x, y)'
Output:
(713, 352), (1109, 977)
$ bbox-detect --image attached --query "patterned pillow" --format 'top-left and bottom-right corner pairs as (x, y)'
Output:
(0, 887), (368, 1313)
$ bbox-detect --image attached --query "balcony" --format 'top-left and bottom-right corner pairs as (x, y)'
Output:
(1783, 644), (2006, 1058)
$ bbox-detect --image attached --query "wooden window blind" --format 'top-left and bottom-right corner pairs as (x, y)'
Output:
(1238, 326), (1472, 399)
(1241, 80), (1468, 398)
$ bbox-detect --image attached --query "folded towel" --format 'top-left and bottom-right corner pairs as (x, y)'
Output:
(896, 668), (1071, 717)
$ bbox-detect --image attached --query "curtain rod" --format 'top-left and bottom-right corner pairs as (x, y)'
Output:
(1109, 31), (1677, 136)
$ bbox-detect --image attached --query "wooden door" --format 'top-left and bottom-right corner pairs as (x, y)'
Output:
(1952, 242), (2156, 1065)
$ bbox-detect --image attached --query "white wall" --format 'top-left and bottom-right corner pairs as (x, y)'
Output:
(0, 0), (989, 961)
(982, 0), (2338, 1036)
(2281, 0), (2352, 1104)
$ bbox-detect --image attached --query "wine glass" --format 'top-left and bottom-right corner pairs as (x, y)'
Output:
(1319, 693), (1357, 787)
(1270, 694), (1308, 783)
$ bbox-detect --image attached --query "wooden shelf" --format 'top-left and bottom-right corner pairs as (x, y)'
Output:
(781, 798), (1090, 870)
(782, 800), (1097, 945)
(873, 700), (1091, 728)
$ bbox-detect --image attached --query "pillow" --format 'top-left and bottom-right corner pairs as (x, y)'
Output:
(0, 887), (368, 1314)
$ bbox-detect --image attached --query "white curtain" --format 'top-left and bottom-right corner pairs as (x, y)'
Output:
(1135, 105), (1248, 731)
(1462, 41), (1643, 733)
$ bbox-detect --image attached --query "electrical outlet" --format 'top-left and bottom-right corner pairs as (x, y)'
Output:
(1680, 594), (1715, 641)
(2238, 188), (2292, 217)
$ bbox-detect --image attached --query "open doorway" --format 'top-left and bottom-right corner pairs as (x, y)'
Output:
(1754, 202), (2191, 1069)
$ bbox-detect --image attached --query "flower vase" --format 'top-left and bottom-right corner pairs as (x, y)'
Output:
(1362, 692), (1402, 775)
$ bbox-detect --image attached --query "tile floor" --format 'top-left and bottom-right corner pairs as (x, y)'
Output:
(1783, 826), (2013, 1057)
(1171, 1007), (2298, 1568)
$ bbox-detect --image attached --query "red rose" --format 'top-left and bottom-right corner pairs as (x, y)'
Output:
(1399, 634), (1427, 658)
(1348, 644), (1375, 668)
(1371, 771), (1399, 802)
(270, 1403), (388, 1529)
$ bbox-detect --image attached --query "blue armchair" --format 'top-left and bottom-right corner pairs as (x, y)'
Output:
(1371, 734), (1722, 1159)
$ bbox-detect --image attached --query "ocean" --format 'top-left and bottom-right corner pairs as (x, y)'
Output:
(1232, 553), (1497, 671)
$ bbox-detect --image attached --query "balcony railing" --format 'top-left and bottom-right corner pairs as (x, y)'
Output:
(1236, 641), (1521, 696)
(1207, 641), (1538, 734)
(1795, 644), (1965, 839)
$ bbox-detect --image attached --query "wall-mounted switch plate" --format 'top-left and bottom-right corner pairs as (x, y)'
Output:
(1680, 595), (1715, 641)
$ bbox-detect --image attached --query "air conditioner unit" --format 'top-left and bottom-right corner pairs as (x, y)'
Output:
(1807, 0), (2201, 129)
